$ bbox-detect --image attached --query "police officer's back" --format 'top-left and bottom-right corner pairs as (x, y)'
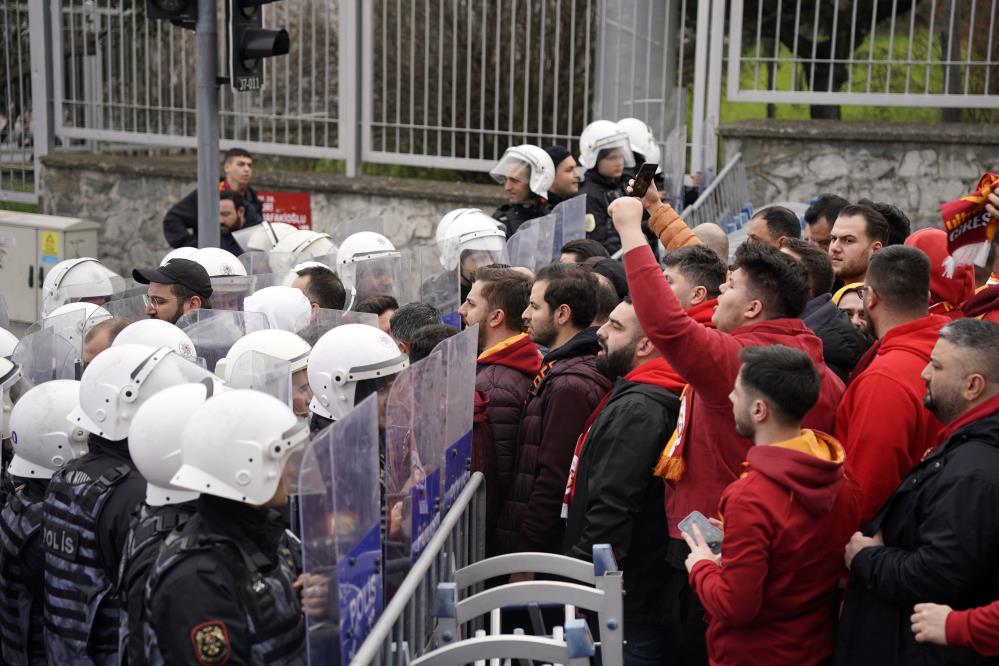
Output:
(143, 390), (309, 666)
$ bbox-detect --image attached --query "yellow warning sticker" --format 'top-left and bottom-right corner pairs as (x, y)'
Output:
(41, 231), (59, 260)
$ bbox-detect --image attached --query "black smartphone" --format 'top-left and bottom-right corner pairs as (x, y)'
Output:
(630, 162), (659, 198)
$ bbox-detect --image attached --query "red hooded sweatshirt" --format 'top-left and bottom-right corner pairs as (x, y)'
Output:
(690, 430), (862, 666)
(834, 314), (947, 525)
(962, 284), (999, 324)
(624, 244), (845, 539)
(905, 228), (976, 316)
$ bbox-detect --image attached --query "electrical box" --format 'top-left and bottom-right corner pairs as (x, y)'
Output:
(0, 211), (100, 323)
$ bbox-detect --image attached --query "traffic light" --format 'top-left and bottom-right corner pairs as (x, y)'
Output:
(228, 0), (290, 93)
(145, 0), (196, 28)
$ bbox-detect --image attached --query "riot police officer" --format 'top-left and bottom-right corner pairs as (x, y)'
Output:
(143, 389), (309, 665)
(489, 144), (555, 236)
(1, 380), (88, 666)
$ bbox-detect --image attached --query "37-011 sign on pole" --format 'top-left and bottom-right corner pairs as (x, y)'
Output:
(227, 0), (290, 93)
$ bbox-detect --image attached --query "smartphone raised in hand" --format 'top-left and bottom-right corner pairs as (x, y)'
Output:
(629, 162), (659, 198)
(678, 510), (723, 555)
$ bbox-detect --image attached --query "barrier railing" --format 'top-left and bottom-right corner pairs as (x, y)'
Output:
(681, 151), (752, 233)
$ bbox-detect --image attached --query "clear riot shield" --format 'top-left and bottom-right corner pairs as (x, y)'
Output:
(351, 255), (404, 305)
(10, 328), (80, 397)
(0, 295), (8, 330)
(550, 195), (587, 258)
(175, 310), (270, 375)
(384, 350), (446, 596)
(400, 246), (461, 327)
(98, 294), (150, 325)
(330, 217), (385, 246)
(266, 251), (300, 276)
(225, 350), (292, 407)
(238, 251), (274, 275)
(440, 325), (477, 512)
(27, 307), (107, 357)
(507, 212), (558, 273)
(208, 275), (256, 312)
(298, 396), (382, 666)
(310, 308), (379, 330)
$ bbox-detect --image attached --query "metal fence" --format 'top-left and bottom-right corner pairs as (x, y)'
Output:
(1, 1), (37, 203)
(727, 0), (999, 107)
(681, 151), (751, 237)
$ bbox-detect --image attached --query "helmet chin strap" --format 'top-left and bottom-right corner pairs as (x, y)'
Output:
(343, 288), (357, 313)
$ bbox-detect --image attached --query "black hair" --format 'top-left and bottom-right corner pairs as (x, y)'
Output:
(781, 237), (835, 298)
(473, 266), (533, 333)
(866, 245), (931, 313)
(732, 242), (810, 319)
(804, 194), (849, 228)
(408, 324), (459, 363)
(170, 282), (210, 309)
(219, 189), (245, 211)
(353, 294), (399, 316)
(297, 266), (346, 310)
(560, 238), (610, 262)
(389, 302), (441, 345)
(663, 245), (727, 299)
(938, 318), (999, 382)
(858, 198), (911, 246)
(836, 203), (890, 245)
(590, 273), (621, 324)
(223, 147), (252, 163)
(739, 345), (820, 422)
(754, 206), (802, 241)
(534, 262), (599, 329)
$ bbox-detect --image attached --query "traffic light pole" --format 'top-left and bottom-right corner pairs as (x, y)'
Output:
(196, 0), (221, 249)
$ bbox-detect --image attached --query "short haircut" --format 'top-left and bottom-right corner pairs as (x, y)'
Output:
(938, 318), (999, 382)
(297, 321), (335, 346)
(866, 245), (931, 313)
(353, 294), (399, 316)
(663, 245), (727, 299)
(858, 199), (911, 246)
(171, 282), (210, 309)
(223, 147), (252, 163)
(754, 206), (801, 241)
(534, 262), (598, 329)
(297, 266), (346, 310)
(739, 344), (820, 422)
(560, 238), (610, 262)
(389, 302), (442, 344)
(590, 272), (621, 324)
(83, 317), (130, 345)
(732, 242), (810, 319)
(408, 324), (459, 363)
(782, 237), (835, 298)
(804, 194), (849, 228)
(836, 203), (890, 245)
(219, 189), (245, 210)
(473, 266), (532, 332)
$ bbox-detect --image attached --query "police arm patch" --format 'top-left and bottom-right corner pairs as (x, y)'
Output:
(190, 620), (231, 665)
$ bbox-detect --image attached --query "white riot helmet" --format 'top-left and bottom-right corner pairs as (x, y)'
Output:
(489, 144), (556, 200)
(243, 286), (312, 333)
(578, 120), (635, 172)
(189, 247), (248, 278)
(434, 209), (508, 271)
(172, 389), (310, 505)
(336, 232), (401, 307)
(216, 329), (311, 380)
(8, 380), (89, 479)
(308, 323), (409, 421)
(242, 221), (298, 252)
(67, 343), (213, 441)
(41, 258), (124, 318)
(43, 302), (112, 350)
(128, 379), (226, 506)
(113, 319), (198, 362)
(0, 328), (18, 359)
(271, 229), (338, 260)
(1, 357), (23, 439)
(159, 247), (198, 267)
(617, 117), (662, 170)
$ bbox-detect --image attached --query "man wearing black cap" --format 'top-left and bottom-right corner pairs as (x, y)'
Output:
(545, 145), (583, 207)
(133, 259), (213, 324)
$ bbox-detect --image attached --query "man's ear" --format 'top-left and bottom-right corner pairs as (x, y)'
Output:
(488, 308), (505, 330)
(185, 295), (203, 313)
(555, 303), (572, 327)
(744, 298), (764, 320)
(689, 285), (707, 306)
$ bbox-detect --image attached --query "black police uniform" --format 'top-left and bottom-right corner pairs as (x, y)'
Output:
(491, 201), (549, 237)
(0, 478), (47, 666)
(581, 171), (660, 257)
(143, 495), (305, 666)
(42, 435), (146, 666)
(117, 500), (197, 666)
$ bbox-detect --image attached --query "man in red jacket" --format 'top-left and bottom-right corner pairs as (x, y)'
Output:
(610, 193), (844, 664)
(458, 267), (541, 539)
(684, 345), (861, 666)
(662, 245), (724, 326)
(834, 245), (947, 525)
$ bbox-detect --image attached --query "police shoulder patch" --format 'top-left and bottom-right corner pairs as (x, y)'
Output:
(190, 620), (230, 665)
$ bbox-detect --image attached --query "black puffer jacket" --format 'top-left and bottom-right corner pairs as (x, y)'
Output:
(492, 201), (549, 238)
(834, 406), (999, 666)
(801, 293), (870, 383)
(493, 328), (611, 555)
(581, 171), (660, 257)
(162, 184), (263, 253)
(562, 374), (680, 625)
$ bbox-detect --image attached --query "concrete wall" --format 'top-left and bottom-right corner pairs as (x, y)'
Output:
(40, 154), (505, 276)
(719, 120), (999, 230)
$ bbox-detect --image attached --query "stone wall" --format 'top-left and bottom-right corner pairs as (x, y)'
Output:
(719, 120), (999, 230)
(40, 154), (505, 276)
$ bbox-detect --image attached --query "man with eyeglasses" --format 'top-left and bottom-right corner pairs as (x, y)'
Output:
(132, 259), (213, 325)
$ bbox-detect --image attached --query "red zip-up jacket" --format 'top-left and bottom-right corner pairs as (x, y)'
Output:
(834, 315), (947, 526)
(690, 430), (862, 666)
(623, 244), (845, 539)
